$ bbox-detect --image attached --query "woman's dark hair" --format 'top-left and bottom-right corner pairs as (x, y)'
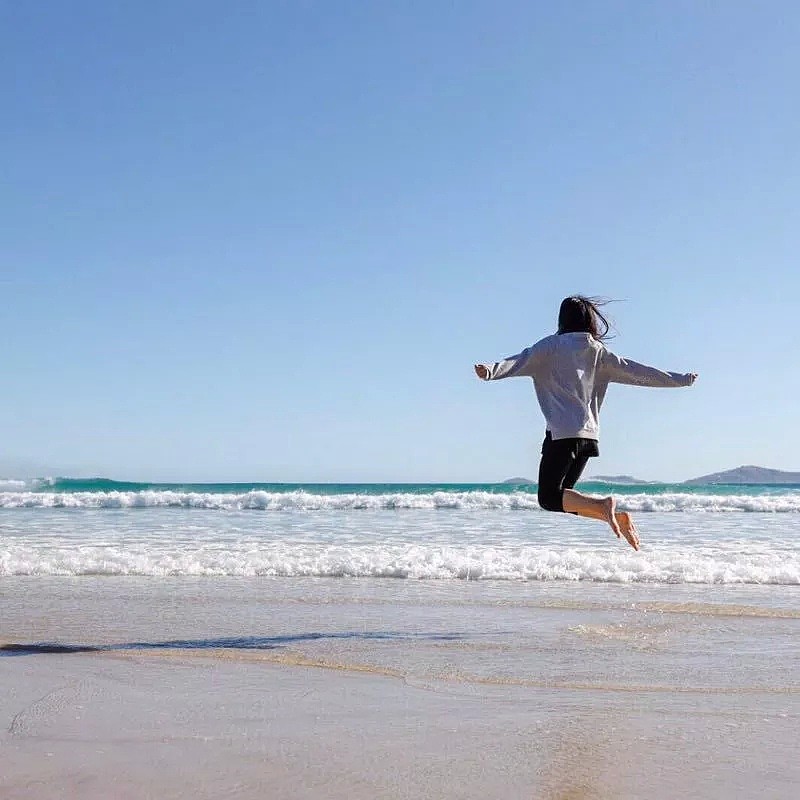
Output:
(557, 296), (613, 341)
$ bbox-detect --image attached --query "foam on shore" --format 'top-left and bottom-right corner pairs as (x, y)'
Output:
(2, 542), (798, 583)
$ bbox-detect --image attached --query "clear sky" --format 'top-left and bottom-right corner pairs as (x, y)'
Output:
(2, 1), (798, 482)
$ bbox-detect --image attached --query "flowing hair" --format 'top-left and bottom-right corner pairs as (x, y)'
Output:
(557, 296), (614, 341)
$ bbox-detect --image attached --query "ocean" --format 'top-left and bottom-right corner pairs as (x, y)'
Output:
(1, 477), (799, 583)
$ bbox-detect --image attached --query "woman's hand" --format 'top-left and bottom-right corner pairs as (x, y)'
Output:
(474, 364), (490, 381)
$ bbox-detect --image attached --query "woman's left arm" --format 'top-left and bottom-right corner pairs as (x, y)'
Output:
(602, 349), (697, 387)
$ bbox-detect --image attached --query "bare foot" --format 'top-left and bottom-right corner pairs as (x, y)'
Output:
(602, 496), (621, 540)
(615, 510), (640, 551)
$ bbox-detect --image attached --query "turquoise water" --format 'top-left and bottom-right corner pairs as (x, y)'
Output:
(31, 477), (800, 498)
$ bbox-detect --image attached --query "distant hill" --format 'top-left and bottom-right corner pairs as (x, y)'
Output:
(587, 474), (657, 485)
(684, 465), (800, 485)
(503, 466), (800, 487)
(503, 475), (654, 485)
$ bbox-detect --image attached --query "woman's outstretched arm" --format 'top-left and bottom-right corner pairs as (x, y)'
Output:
(474, 339), (550, 382)
(601, 349), (697, 388)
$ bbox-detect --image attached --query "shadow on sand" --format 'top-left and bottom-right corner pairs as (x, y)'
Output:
(0, 630), (466, 657)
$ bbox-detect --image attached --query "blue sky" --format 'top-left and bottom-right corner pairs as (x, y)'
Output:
(2, 1), (798, 482)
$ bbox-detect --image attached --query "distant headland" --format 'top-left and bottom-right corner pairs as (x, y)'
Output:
(504, 474), (656, 485)
(682, 465), (800, 485)
(587, 475), (656, 485)
(503, 465), (800, 485)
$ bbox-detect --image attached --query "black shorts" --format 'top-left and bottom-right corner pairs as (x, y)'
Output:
(537, 431), (599, 512)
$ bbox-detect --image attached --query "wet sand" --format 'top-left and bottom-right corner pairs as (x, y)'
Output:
(1, 578), (798, 799)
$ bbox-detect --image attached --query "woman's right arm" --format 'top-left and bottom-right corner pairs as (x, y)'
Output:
(474, 343), (543, 381)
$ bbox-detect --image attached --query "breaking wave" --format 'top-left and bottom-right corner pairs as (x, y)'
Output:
(2, 489), (800, 512)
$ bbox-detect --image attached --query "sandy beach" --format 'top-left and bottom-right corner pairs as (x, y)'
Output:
(2, 577), (797, 799)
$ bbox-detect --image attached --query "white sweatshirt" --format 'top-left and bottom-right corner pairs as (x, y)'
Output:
(481, 332), (693, 441)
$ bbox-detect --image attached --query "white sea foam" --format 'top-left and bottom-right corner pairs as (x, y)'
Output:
(2, 489), (800, 512)
(1, 542), (797, 583)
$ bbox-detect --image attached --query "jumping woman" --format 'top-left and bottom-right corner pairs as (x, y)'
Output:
(474, 296), (697, 551)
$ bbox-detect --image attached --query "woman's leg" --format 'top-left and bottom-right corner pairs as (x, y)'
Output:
(536, 440), (575, 512)
(561, 489), (621, 538)
(542, 453), (620, 536)
(561, 491), (639, 550)
(564, 456), (639, 550)
(561, 452), (639, 550)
